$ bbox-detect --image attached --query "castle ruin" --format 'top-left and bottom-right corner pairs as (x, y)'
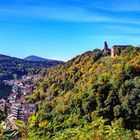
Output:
(102, 41), (132, 57)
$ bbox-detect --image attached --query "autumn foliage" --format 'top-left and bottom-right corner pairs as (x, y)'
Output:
(26, 47), (140, 139)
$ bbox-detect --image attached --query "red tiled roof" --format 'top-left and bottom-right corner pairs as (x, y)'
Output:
(12, 101), (21, 105)
(0, 105), (4, 109)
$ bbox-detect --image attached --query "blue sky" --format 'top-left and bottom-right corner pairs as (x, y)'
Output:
(0, 0), (140, 61)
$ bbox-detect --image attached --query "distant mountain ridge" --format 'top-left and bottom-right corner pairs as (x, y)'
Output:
(24, 55), (52, 62)
(0, 54), (64, 81)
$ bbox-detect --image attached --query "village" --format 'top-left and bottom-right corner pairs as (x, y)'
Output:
(0, 74), (42, 136)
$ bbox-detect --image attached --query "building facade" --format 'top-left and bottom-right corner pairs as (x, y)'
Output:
(111, 45), (132, 57)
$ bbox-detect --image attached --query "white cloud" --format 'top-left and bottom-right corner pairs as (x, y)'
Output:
(103, 25), (140, 34)
(0, 3), (140, 25)
(82, 0), (140, 12)
(0, 5), (113, 22)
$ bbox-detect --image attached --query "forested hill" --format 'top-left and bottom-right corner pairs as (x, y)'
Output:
(24, 55), (53, 62)
(27, 47), (140, 140)
(0, 54), (64, 80)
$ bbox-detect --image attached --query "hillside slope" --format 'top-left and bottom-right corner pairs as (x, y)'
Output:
(27, 47), (140, 140)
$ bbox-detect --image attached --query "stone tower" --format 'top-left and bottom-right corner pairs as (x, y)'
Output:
(102, 41), (111, 56)
(104, 41), (109, 50)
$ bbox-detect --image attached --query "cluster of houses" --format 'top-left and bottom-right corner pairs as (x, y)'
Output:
(0, 75), (42, 133)
(0, 98), (6, 112)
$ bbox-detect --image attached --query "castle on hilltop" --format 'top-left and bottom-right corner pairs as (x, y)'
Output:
(102, 41), (132, 57)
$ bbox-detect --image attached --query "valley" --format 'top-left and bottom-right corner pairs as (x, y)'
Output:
(0, 46), (140, 139)
(0, 0), (139, 139)
(0, 74), (43, 138)
(0, 54), (64, 98)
